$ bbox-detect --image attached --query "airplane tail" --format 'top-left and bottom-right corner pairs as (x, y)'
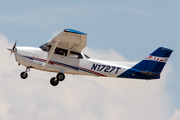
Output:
(118, 47), (173, 79)
(132, 47), (173, 79)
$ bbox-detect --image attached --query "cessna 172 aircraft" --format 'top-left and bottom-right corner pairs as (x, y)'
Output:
(8, 29), (173, 86)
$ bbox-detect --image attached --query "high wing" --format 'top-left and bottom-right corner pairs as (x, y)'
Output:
(44, 29), (87, 67)
(49, 29), (87, 51)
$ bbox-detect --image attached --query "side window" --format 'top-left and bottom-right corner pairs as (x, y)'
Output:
(55, 47), (68, 56)
(69, 51), (83, 59)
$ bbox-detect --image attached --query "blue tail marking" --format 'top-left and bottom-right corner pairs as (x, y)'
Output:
(118, 47), (173, 79)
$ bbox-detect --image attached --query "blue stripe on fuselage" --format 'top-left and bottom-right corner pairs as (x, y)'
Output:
(21, 55), (105, 76)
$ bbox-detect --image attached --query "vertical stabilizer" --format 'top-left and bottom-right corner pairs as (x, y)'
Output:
(132, 47), (173, 74)
(118, 47), (173, 79)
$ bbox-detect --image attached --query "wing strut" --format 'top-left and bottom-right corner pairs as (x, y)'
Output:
(43, 41), (59, 67)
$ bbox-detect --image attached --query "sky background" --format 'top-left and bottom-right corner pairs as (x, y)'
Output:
(0, 0), (180, 120)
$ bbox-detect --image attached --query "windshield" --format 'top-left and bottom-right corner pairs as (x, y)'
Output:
(39, 43), (52, 52)
(84, 53), (90, 59)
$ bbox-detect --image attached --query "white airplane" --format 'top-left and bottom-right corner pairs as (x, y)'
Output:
(8, 29), (173, 86)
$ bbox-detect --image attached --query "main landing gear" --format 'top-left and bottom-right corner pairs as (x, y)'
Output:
(20, 67), (30, 79)
(50, 73), (65, 86)
(20, 67), (65, 86)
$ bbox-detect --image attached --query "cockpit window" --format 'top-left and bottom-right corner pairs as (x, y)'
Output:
(84, 53), (90, 59)
(40, 43), (52, 52)
(69, 51), (83, 59)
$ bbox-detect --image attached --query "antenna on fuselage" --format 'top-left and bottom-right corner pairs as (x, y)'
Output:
(95, 54), (102, 60)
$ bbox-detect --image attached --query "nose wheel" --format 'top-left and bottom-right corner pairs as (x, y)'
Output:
(20, 72), (28, 79)
(20, 67), (30, 79)
(50, 72), (65, 86)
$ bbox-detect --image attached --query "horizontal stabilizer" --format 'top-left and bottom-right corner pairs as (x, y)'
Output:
(136, 71), (160, 77)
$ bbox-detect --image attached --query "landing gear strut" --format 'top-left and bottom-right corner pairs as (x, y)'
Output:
(50, 72), (65, 86)
(20, 67), (30, 79)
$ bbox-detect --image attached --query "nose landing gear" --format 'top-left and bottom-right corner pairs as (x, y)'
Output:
(20, 67), (30, 79)
(50, 72), (65, 86)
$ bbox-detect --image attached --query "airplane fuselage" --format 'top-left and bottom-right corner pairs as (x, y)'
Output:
(14, 46), (136, 78)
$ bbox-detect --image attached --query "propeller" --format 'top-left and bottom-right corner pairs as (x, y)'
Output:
(7, 41), (17, 58)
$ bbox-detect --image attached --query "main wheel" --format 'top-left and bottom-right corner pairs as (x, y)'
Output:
(20, 72), (28, 79)
(50, 77), (59, 86)
(56, 73), (65, 81)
